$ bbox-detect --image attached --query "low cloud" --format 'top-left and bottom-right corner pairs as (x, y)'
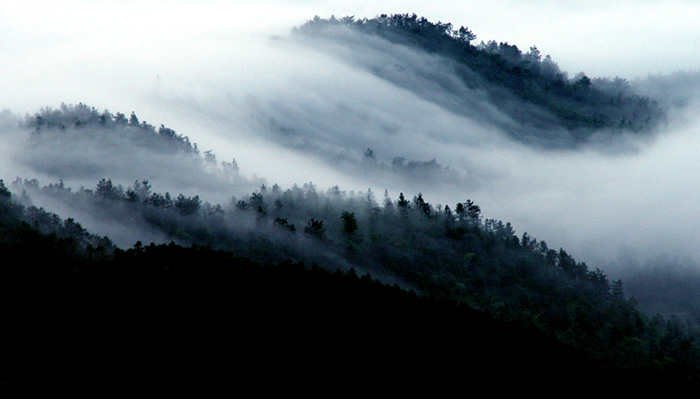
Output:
(4, 2), (700, 310)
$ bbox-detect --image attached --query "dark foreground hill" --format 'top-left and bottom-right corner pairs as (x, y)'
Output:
(2, 240), (627, 394)
(0, 184), (643, 392)
(1, 173), (693, 393)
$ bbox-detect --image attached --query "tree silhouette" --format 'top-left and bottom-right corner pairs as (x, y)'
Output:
(341, 211), (358, 235)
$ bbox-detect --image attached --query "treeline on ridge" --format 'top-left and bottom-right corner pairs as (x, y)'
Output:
(7, 172), (700, 381)
(0, 185), (679, 389)
(2, 101), (698, 383)
(297, 14), (665, 142)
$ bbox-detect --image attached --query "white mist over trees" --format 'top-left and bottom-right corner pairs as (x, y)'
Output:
(6, 5), (700, 383)
(2, 0), (700, 330)
(2, 5), (700, 274)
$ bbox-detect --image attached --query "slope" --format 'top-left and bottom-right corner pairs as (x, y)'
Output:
(293, 14), (665, 147)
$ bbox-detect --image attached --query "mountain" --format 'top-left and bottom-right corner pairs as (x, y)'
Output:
(0, 185), (681, 391)
(3, 117), (700, 385)
(2, 14), (700, 388)
(293, 14), (665, 147)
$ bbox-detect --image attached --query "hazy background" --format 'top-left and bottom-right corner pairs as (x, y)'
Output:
(3, 0), (700, 279)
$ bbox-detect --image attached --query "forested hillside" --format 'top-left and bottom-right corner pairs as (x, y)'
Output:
(3, 103), (700, 383)
(295, 14), (665, 145)
(2, 13), (699, 389)
(0, 179), (695, 390)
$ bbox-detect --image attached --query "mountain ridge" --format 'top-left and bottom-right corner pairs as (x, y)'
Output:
(294, 13), (666, 146)
(2, 13), (699, 387)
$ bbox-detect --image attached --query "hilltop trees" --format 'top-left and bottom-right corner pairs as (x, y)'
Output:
(297, 14), (665, 142)
(10, 174), (698, 377)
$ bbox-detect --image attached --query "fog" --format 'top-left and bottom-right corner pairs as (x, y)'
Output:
(4, 0), (700, 283)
